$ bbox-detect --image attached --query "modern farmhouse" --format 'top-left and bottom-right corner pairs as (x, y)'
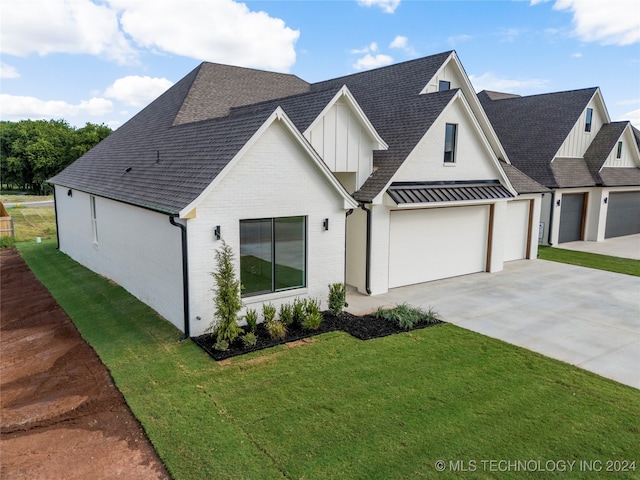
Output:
(51, 51), (554, 337)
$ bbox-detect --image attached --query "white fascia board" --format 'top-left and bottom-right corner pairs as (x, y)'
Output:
(304, 85), (388, 151)
(178, 107), (357, 217)
(424, 51), (512, 164)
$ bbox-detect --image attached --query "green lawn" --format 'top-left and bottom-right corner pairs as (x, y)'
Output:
(538, 246), (640, 276)
(17, 241), (640, 479)
(1, 206), (56, 247)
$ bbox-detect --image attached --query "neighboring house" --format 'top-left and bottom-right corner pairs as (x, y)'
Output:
(479, 88), (640, 245)
(50, 51), (544, 337)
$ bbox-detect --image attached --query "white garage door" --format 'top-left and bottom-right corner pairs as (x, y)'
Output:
(389, 205), (490, 288)
(504, 201), (530, 262)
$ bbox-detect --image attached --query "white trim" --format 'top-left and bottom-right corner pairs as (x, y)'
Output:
(178, 107), (358, 217)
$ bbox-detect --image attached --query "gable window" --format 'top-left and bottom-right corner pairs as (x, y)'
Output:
(616, 141), (623, 159)
(240, 216), (306, 296)
(90, 195), (98, 244)
(444, 123), (457, 163)
(438, 80), (451, 92)
(585, 108), (593, 132)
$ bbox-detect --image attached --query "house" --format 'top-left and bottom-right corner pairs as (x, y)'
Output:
(479, 88), (640, 245)
(50, 51), (545, 337)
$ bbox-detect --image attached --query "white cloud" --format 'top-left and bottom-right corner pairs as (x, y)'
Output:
(353, 54), (394, 70)
(617, 98), (640, 106)
(621, 109), (640, 128)
(111, 0), (299, 71)
(533, 0), (640, 45)
(447, 34), (474, 47)
(390, 36), (407, 49)
(570, 52), (583, 58)
(104, 76), (174, 107)
(357, 0), (401, 14)
(0, 94), (113, 121)
(0, 62), (20, 79)
(469, 72), (548, 94)
(0, 0), (137, 65)
(351, 42), (379, 54)
(0, 0), (299, 71)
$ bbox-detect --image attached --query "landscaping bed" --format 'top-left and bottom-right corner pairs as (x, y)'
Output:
(192, 311), (444, 361)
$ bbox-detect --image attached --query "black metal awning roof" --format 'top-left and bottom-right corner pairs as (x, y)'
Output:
(387, 180), (513, 205)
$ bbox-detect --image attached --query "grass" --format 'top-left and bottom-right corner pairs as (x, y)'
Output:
(3, 206), (56, 244)
(17, 240), (640, 479)
(1, 192), (54, 204)
(538, 245), (640, 276)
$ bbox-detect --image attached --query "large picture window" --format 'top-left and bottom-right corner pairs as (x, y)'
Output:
(240, 216), (306, 296)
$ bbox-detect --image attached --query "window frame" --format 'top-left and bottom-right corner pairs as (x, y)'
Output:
(239, 216), (307, 297)
(444, 123), (458, 164)
(90, 195), (98, 245)
(616, 141), (623, 159)
(585, 108), (593, 133)
(438, 80), (451, 92)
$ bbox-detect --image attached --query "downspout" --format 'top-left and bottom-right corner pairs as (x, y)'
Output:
(169, 215), (190, 340)
(547, 191), (556, 246)
(359, 203), (372, 295)
(53, 187), (60, 250)
(344, 208), (354, 286)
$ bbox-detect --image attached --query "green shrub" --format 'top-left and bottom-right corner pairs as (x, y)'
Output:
(262, 303), (276, 324)
(240, 332), (257, 348)
(244, 308), (258, 333)
(279, 303), (294, 326)
(292, 298), (306, 327)
(328, 283), (347, 316)
(302, 299), (323, 330)
(210, 240), (243, 344)
(375, 303), (440, 330)
(214, 339), (229, 351)
(266, 319), (287, 340)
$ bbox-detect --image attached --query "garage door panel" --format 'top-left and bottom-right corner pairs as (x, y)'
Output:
(389, 206), (489, 288)
(559, 193), (585, 243)
(605, 191), (640, 238)
(504, 201), (529, 262)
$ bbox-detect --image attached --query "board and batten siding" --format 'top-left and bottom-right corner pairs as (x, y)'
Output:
(306, 99), (375, 191)
(186, 119), (349, 337)
(54, 185), (184, 331)
(555, 97), (606, 159)
(603, 127), (638, 168)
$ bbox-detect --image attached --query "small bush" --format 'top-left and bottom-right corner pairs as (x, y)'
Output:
(211, 240), (243, 344)
(279, 303), (294, 326)
(244, 308), (258, 333)
(214, 339), (229, 351)
(328, 283), (347, 316)
(262, 303), (276, 324)
(375, 303), (439, 330)
(292, 298), (306, 327)
(266, 319), (287, 340)
(240, 332), (257, 348)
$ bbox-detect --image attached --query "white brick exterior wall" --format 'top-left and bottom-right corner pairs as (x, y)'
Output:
(186, 119), (350, 336)
(55, 185), (184, 330)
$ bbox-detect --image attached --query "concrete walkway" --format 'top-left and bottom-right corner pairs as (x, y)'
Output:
(346, 260), (640, 389)
(558, 233), (640, 260)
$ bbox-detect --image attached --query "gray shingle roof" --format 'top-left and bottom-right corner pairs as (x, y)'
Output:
(599, 167), (640, 186)
(583, 121), (630, 182)
(550, 158), (596, 188)
(479, 87), (598, 188)
(499, 161), (549, 193)
(51, 51), (457, 211)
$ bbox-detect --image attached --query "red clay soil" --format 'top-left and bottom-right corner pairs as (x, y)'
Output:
(0, 248), (170, 480)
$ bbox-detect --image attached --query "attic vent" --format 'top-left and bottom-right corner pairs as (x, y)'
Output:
(124, 167), (132, 173)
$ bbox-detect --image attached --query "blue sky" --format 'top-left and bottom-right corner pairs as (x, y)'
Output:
(1, 0), (639, 129)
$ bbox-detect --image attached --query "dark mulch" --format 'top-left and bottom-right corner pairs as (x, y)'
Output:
(192, 312), (444, 361)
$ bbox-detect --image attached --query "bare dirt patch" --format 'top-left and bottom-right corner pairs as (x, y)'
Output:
(0, 248), (170, 479)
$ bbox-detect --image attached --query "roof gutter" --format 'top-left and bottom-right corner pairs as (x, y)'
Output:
(359, 203), (372, 295)
(169, 215), (190, 340)
(53, 187), (60, 250)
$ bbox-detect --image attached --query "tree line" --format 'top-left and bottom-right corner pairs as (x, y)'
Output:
(0, 119), (112, 194)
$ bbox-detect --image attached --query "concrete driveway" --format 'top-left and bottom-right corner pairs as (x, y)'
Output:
(346, 260), (640, 389)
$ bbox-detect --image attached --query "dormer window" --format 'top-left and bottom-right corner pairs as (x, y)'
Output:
(438, 80), (451, 92)
(585, 108), (593, 133)
(616, 141), (623, 159)
(444, 123), (457, 163)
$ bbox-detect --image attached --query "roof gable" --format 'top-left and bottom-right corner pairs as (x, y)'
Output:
(480, 87), (600, 187)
